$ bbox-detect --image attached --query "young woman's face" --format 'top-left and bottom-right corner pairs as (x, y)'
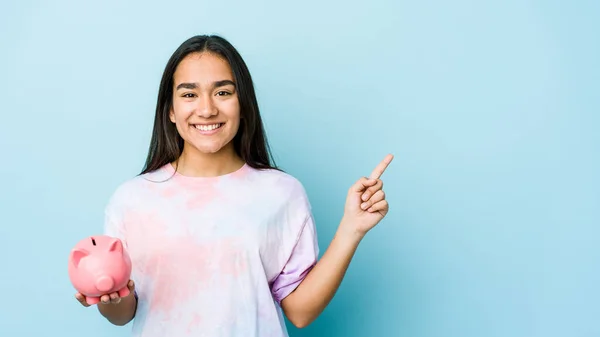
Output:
(170, 52), (241, 157)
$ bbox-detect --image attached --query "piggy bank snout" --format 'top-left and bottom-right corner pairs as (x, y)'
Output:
(96, 275), (115, 292)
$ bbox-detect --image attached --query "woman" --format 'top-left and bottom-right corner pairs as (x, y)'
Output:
(75, 35), (393, 336)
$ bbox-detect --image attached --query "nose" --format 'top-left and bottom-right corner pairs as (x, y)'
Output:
(195, 95), (218, 118)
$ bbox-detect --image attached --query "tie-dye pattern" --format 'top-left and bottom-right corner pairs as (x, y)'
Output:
(103, 163), (319, 337)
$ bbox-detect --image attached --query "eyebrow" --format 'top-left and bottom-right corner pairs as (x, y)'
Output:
(176, 80), (236, 90)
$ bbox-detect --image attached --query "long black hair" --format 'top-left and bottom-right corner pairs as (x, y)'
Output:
(140, 35), (278, 175)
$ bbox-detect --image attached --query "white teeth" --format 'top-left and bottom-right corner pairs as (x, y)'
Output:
(195, 123), (222, 131)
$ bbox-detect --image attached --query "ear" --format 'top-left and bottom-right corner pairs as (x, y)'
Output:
(169, 107), (176, 123)
(70, 248), (89, 268)
(108, 238), (123, 253)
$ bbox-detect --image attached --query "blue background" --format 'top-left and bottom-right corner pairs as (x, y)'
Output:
(1, 0), (598, 336)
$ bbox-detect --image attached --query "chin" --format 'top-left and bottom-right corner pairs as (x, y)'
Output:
(184, 140), (233, 155)
(198, 147), (224, 154)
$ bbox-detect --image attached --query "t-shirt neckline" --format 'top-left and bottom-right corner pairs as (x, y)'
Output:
(162, 162), (249, 180)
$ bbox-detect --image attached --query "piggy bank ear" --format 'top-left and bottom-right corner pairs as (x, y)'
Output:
(70, 248), (89, 268)
(108, 238), (123, 253)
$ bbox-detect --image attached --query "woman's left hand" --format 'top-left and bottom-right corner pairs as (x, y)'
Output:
(341, 154), (394, 237)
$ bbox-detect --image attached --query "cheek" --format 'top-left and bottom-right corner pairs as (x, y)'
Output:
(226, 116), (241, 135)
(223, 105), (241, 125)
(220, 97), (240, 115)
(171, 102), (192, 123)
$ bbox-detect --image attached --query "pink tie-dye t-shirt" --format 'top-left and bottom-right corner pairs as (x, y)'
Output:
(102, 163), (319, 337)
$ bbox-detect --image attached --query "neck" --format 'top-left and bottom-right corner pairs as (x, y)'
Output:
(173, 144), (245, 177)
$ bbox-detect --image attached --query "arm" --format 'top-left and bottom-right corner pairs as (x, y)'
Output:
(100, 193), (137, 325)
(281, 154), (393, 328)
(97, 289), (137, 326)
(281, 217), (363, 328)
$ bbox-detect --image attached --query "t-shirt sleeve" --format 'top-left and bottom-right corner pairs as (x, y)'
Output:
(102, 187), (129, 250)
(102, 186), (136, 297)
(270, 184), (320, 304)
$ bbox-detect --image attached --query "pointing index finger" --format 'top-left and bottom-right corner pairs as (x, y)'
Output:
(369, 154), (394, 179)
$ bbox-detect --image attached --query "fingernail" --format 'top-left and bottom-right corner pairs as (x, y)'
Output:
(361, 202), (367, 209)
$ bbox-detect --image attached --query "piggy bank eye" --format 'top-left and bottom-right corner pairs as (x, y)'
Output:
(91, 237), (97, 246)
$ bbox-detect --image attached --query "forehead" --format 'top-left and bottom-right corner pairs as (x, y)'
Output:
(173, 52), (234, 83)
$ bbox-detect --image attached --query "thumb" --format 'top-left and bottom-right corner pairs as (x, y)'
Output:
(75, 292), (91, 307)
(350, 177), (377, 193)
(127, 279), (135, 291)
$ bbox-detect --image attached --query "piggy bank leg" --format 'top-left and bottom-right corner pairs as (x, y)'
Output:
(86, 296), (101, 305)
(118, 287), (130, 298)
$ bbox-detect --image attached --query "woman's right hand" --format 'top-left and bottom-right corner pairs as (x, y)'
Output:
(75, 279), (136, 307)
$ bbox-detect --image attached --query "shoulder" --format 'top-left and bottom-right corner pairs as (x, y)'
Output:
(105, 166), (170, 211)
(246, 166), (309, 202)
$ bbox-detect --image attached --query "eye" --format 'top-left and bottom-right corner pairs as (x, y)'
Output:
(216, 91), (231, 96)
(182, 93), (196, 98)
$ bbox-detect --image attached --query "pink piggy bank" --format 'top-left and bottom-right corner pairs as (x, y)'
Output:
(68, 235), (132, 305)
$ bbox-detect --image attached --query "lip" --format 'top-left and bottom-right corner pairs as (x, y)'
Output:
(192, 122), (226, 125)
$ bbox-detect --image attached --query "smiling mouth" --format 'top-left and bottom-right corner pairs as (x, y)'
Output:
(193, 123), (224, 131)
